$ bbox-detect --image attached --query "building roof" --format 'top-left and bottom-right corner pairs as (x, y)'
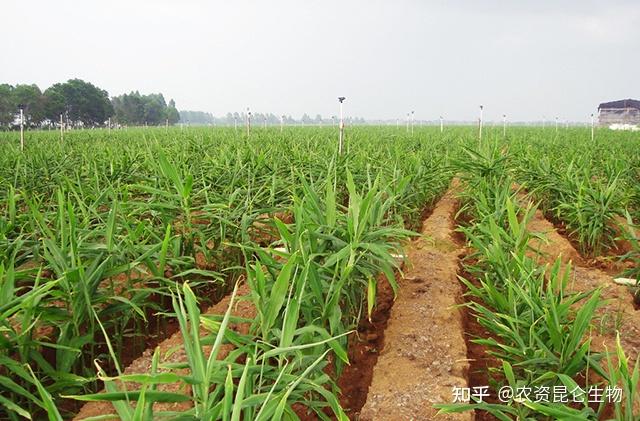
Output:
(598, 99), (640, 110)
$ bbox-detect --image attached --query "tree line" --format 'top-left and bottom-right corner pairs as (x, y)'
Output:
(0, 79), (180, 129)
(0, 78), (369, 130)
(179, 111), (367, 126)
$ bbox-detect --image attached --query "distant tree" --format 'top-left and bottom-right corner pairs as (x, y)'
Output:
(45, 79), (113, 126)
(12, 84), (45, 126)
(142, 93), (166, 125)
(112, 92), (178, 126)
(42, 86), (66, 123)
(112, 92), (144, 125)
(0, 84), (15, 128)
(166, 99), (180, 125)
(179, 110), (215, 125)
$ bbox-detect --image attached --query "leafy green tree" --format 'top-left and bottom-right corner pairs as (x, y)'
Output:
(112, 91), (144, 125)
(42, 86), (66, 123)
(12, 84), (45, 126)
(166, 99), (180, 125)
(44, 79), (113, 126)
(143, 93), (167, 125)
(0, 84), (15, 128)
(112, 92), (178, 126)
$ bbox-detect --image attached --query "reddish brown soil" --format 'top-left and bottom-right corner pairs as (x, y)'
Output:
(538, 210), (637, 275)
(526, 206), (640, 362)
(334, 273), (396, 418)
(360, 186), (472, 421)
(249, 211), (294, 244)
(455, 201), (501, 421)
(75, 243), (395, 420)
(458, 266), (502, 421)
(527, 209), (583, 266)
(74, 282), (256, 420)
(74, 191), (640, 421)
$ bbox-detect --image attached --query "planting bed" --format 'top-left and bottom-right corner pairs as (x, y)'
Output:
(2, 126), (640, 420)
(527, 208), (640, 359)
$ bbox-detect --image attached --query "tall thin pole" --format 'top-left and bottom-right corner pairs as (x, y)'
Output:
(478, 105), (484, 140)
(109, 117), (112, 134)
(338, 97), (346, 154)
(280, 115), (284, 133)
(591, 113), (595, 141)
(246, 107), (251, 137)
(410, 111), (415, 135)
(60, 114), (64, 142)
(440, 116), (444, 133)
(503, 114), (507, 137)
(19, 108), (24, 151)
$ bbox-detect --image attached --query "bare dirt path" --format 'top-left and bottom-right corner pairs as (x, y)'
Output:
(359, 186), (471, 421)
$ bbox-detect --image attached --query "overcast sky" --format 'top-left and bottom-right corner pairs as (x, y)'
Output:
(2, 0), (639, 121)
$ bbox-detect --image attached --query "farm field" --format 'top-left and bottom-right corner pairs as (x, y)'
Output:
(1, 126), (640, 420)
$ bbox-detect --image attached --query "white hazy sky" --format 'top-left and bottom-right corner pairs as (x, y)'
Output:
(2, 0), (639, 121)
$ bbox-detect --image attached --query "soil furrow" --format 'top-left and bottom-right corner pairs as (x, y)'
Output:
(360, 186), (471, 421)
